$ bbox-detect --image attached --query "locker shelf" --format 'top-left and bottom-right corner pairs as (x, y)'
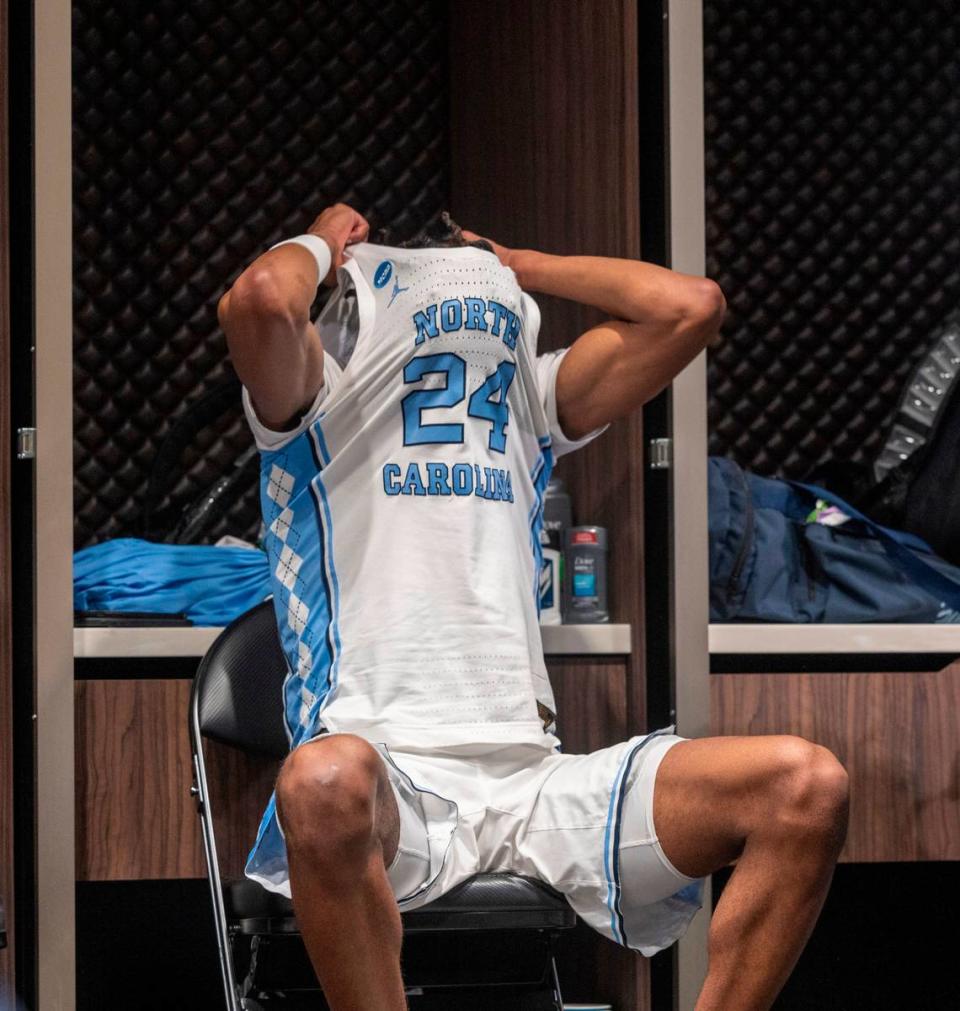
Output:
(74, 623), (633, 659)
(709, 623), (960, 654)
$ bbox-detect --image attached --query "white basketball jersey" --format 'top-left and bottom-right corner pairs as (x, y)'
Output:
(241, 241), (606, 754)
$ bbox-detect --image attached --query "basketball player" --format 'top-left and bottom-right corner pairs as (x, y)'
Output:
(217, 202), (849, 1010)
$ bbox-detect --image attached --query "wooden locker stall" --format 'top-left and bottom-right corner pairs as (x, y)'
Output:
(695, 3), (960, 1005)
(73, 1), (662, 1008)
(699, 0), (960, 866)
(1, 0), (14, 995)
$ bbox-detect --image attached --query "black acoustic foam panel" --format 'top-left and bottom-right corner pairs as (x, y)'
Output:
(705, 1), (959, 478)
(73, 0), (449, 548)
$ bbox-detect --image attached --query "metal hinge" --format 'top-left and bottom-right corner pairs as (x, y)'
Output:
(16, 427), (36, 460)
(190, 754), (204, 810)
(648, 437), (672, 470)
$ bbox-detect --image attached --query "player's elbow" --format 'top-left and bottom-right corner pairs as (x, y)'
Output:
(221, 269), (302, 330)
(676, 277), (725, 346)
(216, 289), (232, 329)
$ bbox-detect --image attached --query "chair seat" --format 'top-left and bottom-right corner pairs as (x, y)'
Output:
(224, 873), (576, 935)
(225, 878), (295, 924)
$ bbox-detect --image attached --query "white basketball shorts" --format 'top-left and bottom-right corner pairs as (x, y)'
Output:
(340, 726), (705, 956)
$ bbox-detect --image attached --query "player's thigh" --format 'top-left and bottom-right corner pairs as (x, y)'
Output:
(651, 734), (839, 879)
(276, 732), (401, 865)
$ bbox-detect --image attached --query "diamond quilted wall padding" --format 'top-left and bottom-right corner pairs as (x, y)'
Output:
(705, 2), (960, 479)
(73, 0), (449, 548)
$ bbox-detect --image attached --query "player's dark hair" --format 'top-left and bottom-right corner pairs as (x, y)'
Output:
(375, 210), (493, 252)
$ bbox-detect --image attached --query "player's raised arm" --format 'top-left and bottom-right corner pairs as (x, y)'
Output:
(464, 231), (725, 441)
(217, 203), (369, 431)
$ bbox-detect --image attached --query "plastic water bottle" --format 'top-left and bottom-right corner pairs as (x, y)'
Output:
(539, 527), (562, 625)
(543, 477), (573, 537)
(543, 479), (573, 620)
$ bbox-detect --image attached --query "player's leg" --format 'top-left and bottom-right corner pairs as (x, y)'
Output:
(274, 732), (407, 1011)
(651, 734), (849, 1011)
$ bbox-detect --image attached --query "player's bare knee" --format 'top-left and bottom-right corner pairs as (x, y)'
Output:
(765, 736), (850, 843)
(275, 734), (382, 862)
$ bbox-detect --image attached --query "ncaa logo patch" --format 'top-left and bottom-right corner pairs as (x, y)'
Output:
(373, 260), (393, 288)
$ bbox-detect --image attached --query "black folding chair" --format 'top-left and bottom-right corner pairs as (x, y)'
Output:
(189, 601), (576, 1010)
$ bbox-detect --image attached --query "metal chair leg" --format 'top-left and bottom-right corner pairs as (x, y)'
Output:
(550, 955), (564, 1011)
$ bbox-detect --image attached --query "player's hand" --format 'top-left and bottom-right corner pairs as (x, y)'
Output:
(462, 229), (516, 271)
(308, 203), (370, 285)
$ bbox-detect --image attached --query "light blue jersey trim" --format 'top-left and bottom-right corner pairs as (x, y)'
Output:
(245, 420), (342, 882)
(302, 414), (341, 722)
(603, 745), (636, 944)
(528, 435), (555, 613)
(311, 416), (332, 467)
(308, 473), (343, 710)
(602, 729), (673, 945)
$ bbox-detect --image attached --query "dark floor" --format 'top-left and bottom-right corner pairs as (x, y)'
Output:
(714, 862), (960, 1011)
(75, 863), (960, 1010)
(76, 880), (224, 1010)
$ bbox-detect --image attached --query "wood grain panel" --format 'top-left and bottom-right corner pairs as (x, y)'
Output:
(75, 679), (205, 880)
(556, 411), (646, 731)
(204, 740), (278, 880)
(449, 0), (641, 275)
(0, 0), (13, 992)
(75, 677), (279, 882)
(711, 666), (960, 862)
(548, 656), (628, 754)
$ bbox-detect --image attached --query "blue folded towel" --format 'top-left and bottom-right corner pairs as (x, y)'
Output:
(74, 537), (272, 626)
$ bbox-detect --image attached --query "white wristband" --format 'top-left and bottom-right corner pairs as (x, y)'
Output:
(267, 233), (333, 287)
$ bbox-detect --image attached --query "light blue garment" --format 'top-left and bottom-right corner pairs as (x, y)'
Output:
(73, 537), (272, 626)
(242, 426), (340, 891)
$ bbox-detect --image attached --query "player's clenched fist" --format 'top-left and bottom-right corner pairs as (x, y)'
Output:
(462, 229), (514, 270)
(308, 203), (370, 285)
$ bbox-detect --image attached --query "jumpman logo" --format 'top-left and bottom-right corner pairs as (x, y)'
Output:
(388, 275), (410, 307)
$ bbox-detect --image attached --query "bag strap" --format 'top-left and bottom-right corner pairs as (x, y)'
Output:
(788, 480), (960, 611)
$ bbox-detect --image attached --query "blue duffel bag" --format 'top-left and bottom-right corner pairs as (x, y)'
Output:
(709, 456), (960, 623)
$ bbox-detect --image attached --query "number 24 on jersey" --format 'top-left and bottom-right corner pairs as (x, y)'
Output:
(401, 352), (516, 453)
